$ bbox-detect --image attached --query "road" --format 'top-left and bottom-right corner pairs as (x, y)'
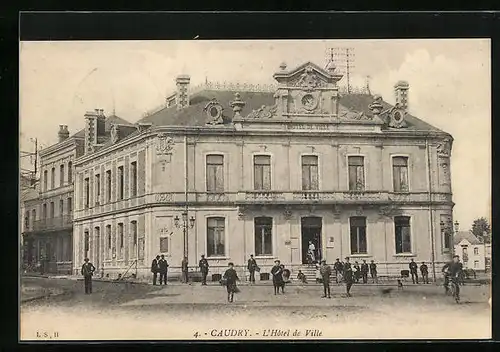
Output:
(20, 277), (491, 340)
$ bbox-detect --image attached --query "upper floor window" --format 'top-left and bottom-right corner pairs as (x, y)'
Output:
(348, 156), (365, 191)
(59, 199), (64, 216)
(474, 247), (479, 255)
(68, 161), (73, 183)
(106, 170), (112, 202)
(42, 203), (47, 219)
(60, 164), (65, 187)
(130, 161), (137, 197)
(394, 216), (411, 254)
(95, 174), (101, 204)
(393, 156), (409, 192)
(67, 197), (72, 214)
(206, 155), (224, 193)
(43, 170), (48, 191)
(207, 217), (225, 257)
(24, 211), (29, 229)
(301, 155), (319, 191)
(118, 166), (124, 200)
(84, 177), (90, 208)
(254, 217), (273, 256)
(31, 209), (36, 223)
(51, 167), (56, 189)
(350, 216), (367, 254)
(474, 260), (479, 268)
(254, 155), (271, 191)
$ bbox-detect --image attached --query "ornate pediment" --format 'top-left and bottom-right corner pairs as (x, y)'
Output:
(273, 61), (343, 88)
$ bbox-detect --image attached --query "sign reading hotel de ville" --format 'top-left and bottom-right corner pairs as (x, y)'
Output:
(19, 35), (491, 342)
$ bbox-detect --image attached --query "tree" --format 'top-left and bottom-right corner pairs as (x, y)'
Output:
(471, 217), (491, 243)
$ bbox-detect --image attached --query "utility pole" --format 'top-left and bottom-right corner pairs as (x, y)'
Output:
(365, 75), (372, 95)
(20, 137), (38, 187)
(325, 47), (355, 94)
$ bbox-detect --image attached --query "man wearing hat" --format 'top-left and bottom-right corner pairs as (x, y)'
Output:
(343, 257), (353, 297)
(247, 254), (258, 284)
(158, 254), (169, 285)
(151, 255), (160, 285)
(320, 260), (332, 298)
(270, 260), (283, 295)
(199, 254), (209, 285)
(81, 258), (96, 294)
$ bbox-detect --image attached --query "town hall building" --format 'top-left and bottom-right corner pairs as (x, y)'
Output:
(71, 61), (455, 281)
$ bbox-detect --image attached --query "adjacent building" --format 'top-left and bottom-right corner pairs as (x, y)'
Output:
(22, 115), (129, 274)
(71, 61), (455, 280)
(454, 231), (486, 271)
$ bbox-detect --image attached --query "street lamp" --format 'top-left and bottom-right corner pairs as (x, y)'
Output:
(174, 211), (195, 258)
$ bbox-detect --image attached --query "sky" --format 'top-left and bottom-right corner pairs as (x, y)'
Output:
(19, 39), (491, 230)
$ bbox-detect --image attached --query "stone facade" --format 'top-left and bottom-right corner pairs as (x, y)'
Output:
(72, 61), (455, 280)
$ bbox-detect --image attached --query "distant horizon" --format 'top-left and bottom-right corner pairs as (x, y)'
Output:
(19, 39), (491, 229)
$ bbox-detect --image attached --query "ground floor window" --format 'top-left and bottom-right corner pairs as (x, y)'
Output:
(395, 216), (412, 254)
(207, 217), (225, 257)
(254, 217), (273, 256)
(84, 231), (89, 259)
(350, 217), (367, 254)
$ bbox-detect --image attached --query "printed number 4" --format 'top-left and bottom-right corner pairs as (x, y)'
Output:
(194, 332), (199, 338)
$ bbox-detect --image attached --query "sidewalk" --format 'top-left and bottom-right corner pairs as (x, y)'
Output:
(20, 284), (65, 303)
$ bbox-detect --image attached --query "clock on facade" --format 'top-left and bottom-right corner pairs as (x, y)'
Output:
(301, 94), (317, 111)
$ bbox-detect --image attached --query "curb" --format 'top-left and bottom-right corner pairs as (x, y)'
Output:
(21, 290), (65, 304)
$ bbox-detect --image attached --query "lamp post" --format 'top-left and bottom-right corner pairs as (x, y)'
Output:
(174, 211), (195, 259)
(453, 220), (460, 257)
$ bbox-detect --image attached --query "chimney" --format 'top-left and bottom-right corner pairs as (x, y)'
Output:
(84, 108), (105, 154)
(175, 75), (191, 110)
(58, 125), (70, 142)
(394, 80), (409, 111)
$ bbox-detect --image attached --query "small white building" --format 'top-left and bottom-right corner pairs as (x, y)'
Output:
(454, 231), (485, 271)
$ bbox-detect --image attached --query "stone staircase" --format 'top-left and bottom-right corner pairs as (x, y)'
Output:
(292, 264), (337, 283)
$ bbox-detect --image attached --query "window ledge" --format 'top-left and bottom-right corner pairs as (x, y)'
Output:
(254, 256), (276, 260)
(348, 254), (371, 258)
(206, 257), (230, 261)
(393, 253), (416, 257)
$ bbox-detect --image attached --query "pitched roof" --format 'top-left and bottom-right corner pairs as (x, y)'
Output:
(454, 231), (482, 245)
(70, 114), (131, 139)
(138, 89), (444, 133)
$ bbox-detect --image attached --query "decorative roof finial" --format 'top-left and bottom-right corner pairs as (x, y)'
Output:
(368, 94), (383, 118)
(230, 92), (246, 119)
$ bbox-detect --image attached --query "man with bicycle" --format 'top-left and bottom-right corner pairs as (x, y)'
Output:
(442, 255), (463, 301)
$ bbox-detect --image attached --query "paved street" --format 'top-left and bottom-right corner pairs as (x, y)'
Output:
(20, 277), (491, 340)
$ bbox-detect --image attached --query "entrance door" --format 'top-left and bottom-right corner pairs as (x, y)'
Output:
(301, 217), (322, 264)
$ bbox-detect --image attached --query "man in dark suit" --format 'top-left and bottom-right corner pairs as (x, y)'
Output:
(343, 257), (353, 297)
(151, 255), (160, 285)
(158, 254), (169, 285)
(247, 254), (258, 284)
(409, 259), (419, 284)
(271, 260), (283, 295)
(181, 256), (189, 283)
(334, 258), (343, 283)
(360, 260), (369, 284)
(199, 254), (209, 285)
(81, 258), (96, 294)
(420, 262), (429, 284)
(369, 260), (378, 283)
(320, 260), (332, 298)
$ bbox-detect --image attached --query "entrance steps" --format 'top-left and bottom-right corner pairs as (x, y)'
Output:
(292, 264), (337, 283)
